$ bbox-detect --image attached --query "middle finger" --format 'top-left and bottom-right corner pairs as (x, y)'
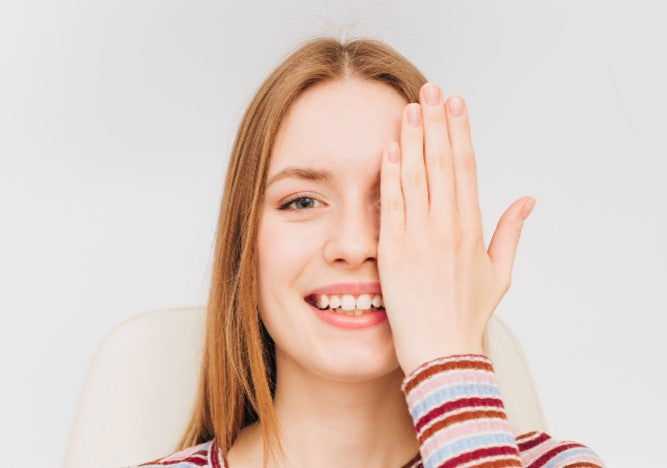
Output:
(419, 82), (456, 228)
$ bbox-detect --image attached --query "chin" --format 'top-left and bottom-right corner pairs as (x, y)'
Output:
(296, 344), (402, 383)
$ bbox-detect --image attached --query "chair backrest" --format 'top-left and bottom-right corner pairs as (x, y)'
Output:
(63, 307), (548, 468)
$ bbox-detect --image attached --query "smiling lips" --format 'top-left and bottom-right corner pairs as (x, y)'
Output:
(306, 293), (384, 315)
(305, 281), (382, 297)
(304, 281), (387, 327)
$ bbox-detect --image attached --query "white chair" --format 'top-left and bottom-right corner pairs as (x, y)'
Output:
(63, 307), (548, 468)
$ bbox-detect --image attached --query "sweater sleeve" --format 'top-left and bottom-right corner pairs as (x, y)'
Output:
(125, 439), (220, 467)
(401, 354), (606, 468)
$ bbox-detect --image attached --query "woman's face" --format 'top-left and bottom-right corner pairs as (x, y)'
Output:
(256, 78), (408, 382)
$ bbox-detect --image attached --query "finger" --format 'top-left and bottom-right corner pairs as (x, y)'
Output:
(380, 142), (405, 239)
(400, 103), (429, 229)
(419, 82), (456, 228)
(445, 95), (482, 227)
(487, 197), (536, 288)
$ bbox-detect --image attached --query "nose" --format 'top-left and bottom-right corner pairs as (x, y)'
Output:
(322, 197), (379, 268)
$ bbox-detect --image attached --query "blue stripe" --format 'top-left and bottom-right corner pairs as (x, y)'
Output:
(425, 432), (517, 468)
(543, 447), (601, 467)
(409, 383), (502, 420)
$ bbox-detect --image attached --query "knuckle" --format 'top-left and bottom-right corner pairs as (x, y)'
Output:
(389, 196), (402, 213)
(431, 150), (449, 166)
(382, 193), (401, 215)
(404, 169), (424, 187)
(433, 152), (452, 173)
(460, 154), (477, 172)
(424, 107), (446, 123)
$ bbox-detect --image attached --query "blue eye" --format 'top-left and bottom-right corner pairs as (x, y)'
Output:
(278, 196), (323, 211)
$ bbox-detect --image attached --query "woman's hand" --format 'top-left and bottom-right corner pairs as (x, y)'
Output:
(378, 83), (536, 376)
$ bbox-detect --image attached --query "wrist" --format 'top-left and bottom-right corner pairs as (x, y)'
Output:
(400, 352), (492, 391)
(400, 341), (485, 376)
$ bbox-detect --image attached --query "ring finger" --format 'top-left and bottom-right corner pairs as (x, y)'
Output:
(419, 83), (456, 228)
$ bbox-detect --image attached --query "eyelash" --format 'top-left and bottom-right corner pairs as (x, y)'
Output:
(277, 194), (382, 211)
(278, 194), (324, 211)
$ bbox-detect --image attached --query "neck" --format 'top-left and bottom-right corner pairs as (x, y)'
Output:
(264, 349), (420, 468)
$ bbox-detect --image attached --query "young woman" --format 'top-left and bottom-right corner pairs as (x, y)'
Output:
(131, 37), (605, 468)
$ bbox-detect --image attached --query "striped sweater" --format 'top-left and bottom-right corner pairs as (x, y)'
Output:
(131, 354), (605, 468)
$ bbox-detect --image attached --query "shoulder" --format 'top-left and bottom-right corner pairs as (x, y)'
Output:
(126, 438), (225, 468)
(516, 431), (605, 466)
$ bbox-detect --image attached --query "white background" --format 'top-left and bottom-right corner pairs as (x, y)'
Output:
(1, 1), (665, 466)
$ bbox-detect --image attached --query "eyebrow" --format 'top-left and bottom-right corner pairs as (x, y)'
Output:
(266, 167), (334, 188)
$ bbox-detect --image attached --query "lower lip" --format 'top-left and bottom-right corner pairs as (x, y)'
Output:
(306, 300), (388, 329)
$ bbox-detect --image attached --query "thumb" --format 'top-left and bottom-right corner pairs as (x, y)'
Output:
(487, 197), (536, 287)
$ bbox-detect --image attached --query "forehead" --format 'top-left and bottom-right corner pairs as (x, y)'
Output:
(268, 79), (407, 181)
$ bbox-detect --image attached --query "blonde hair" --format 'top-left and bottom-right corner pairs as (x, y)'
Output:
(176, 36), (490, 467)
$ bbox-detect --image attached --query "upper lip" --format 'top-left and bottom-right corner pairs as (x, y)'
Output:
(305, 281), (382, 297)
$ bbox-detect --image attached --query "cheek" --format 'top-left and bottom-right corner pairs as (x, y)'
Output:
(255, 215), (323, 347)
(256, 215), (321, 317)
(257, 215), (323, 281)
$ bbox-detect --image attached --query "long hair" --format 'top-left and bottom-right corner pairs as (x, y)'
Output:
(175, 36), (490, 467)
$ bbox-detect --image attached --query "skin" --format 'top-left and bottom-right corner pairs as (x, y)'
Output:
(226, 78), (534, 467)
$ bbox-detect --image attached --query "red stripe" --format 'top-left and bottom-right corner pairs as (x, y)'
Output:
(526, 442), (589, 468)
(440, 445), (521, 468)
(156, 455), (208, 466)
(561, 463), (601, 467)
(517, 432), (551, 451)
(468, 457), (525, 468)
(414, 396), (504, 433)
(211, 439), (222, 468)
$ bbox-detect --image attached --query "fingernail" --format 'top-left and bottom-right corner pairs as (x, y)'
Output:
(520, 197), (536, 220)
(447, 95), (464, 116)
(407, 104), (421, 127)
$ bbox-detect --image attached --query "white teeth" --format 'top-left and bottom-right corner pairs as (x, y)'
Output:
(312, 293), (383, 314)
(356, 294), (372, 310)
(340, 294), (356, 311)
(328, 295), (341, 309)
(316, 294), (329, 309)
